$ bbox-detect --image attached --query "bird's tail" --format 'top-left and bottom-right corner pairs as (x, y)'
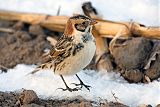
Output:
(28, 62), (54, 75)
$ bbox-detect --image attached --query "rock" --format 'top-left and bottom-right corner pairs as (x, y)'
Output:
(100, 104), (109, 107)
(12, 21), (24, 30)
(19, 90), (38, 105)
(29, 25), (44, 36)
(112, 37), (153, 70)
(145, 42), (160, 80)
(14, 31), (32, 41)
(68, 103), (80, 107)
(80, 101), (92, 107)
(21, 103), (44, 107)
(156, 104), (160, 107)
(138, 104), (152, 107)
(108, 102), (129, 107)
(20, 33), (32, 42)
(122, 69), (143, 82)
(96, 53), (114, 71)
(6, 36), (17, 44)
(0, 20), (15, 28)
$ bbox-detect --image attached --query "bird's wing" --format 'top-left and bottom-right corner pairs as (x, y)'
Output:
(49, 35), (74, 58)
(28, 35), (74, 75)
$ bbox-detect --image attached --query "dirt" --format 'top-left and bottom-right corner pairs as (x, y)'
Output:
(0, 20), (54, 69)
(0, 90), (129, 107)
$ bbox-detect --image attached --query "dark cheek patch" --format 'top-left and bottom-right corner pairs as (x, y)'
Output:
(75, 24), (86, 32)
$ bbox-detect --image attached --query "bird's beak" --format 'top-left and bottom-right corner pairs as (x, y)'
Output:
(90, 19), (97, 25)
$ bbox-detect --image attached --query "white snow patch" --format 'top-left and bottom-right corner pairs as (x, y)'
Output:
(0, 0), (159, 26)
(0, 64), (160, 107)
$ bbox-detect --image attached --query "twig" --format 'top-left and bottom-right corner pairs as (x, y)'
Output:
(109, 28), (124, 55)
(111, 91), (119, 102)
(47, 36), (57, 46)
(56, 6), (61, 16)
(144, 75), (151, 83)
(0, 27), (15, 33)
(111, 91), (123, 104)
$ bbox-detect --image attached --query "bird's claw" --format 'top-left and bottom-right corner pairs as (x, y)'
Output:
(57, 87), (81, 92)
(71, 82), (91, 91)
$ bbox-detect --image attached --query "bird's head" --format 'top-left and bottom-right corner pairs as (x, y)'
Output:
(64, 15), (97, 36)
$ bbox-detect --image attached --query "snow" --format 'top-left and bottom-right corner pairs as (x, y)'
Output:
(0, 0), (159, 26)
(0, 64), (160, 107)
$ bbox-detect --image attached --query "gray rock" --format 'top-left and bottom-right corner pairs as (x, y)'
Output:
(122, 69), (143, 82)
(112, 37), (153, 70)
(145, 42), (160, 80)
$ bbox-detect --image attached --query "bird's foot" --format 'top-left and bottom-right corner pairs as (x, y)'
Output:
(57, 86), (81, 92)
(71, 82), (91, 91)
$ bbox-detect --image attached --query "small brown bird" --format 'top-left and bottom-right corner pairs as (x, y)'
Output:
(30, 15), (97, 92)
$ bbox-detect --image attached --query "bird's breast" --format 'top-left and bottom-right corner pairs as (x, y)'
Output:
(55, 37), (96, 75)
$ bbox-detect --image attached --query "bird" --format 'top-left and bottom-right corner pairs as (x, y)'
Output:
(29, 15), (97, 92)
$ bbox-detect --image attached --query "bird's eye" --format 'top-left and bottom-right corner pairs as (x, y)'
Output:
(75, 24), (78, 26)
(82, 22), (86, 25)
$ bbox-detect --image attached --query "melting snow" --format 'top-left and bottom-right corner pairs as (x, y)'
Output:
(0, 64), (160, 107)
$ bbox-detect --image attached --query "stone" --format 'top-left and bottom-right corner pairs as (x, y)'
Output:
(145, 42), (160, 80)
(13, 31), (32, 41)
(29, 25), (44, 36)
(112, 37), (153, 70)
(122, 69), (143, 82)
(12, 21), (24, 30)
(96, 53), (114, 72)
(80, 101), (92, 107)
(138, 104), (152, 107)
(21, 103), (44, 107)
(156, 104), (160, 107)
(19, 90), (38, 105)
(6, 36), (17, 44)
(108, 102), (129, 107)
(20, 33), (32, 42)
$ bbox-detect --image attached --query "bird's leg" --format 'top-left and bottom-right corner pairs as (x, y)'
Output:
(72, 74), (91, 91)
(58, 75), (81, 92)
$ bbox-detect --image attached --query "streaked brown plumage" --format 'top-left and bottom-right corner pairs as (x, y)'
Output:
(30, 15), (97, 92)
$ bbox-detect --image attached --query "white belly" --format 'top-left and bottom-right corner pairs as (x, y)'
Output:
(55, 41), (96, 75)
